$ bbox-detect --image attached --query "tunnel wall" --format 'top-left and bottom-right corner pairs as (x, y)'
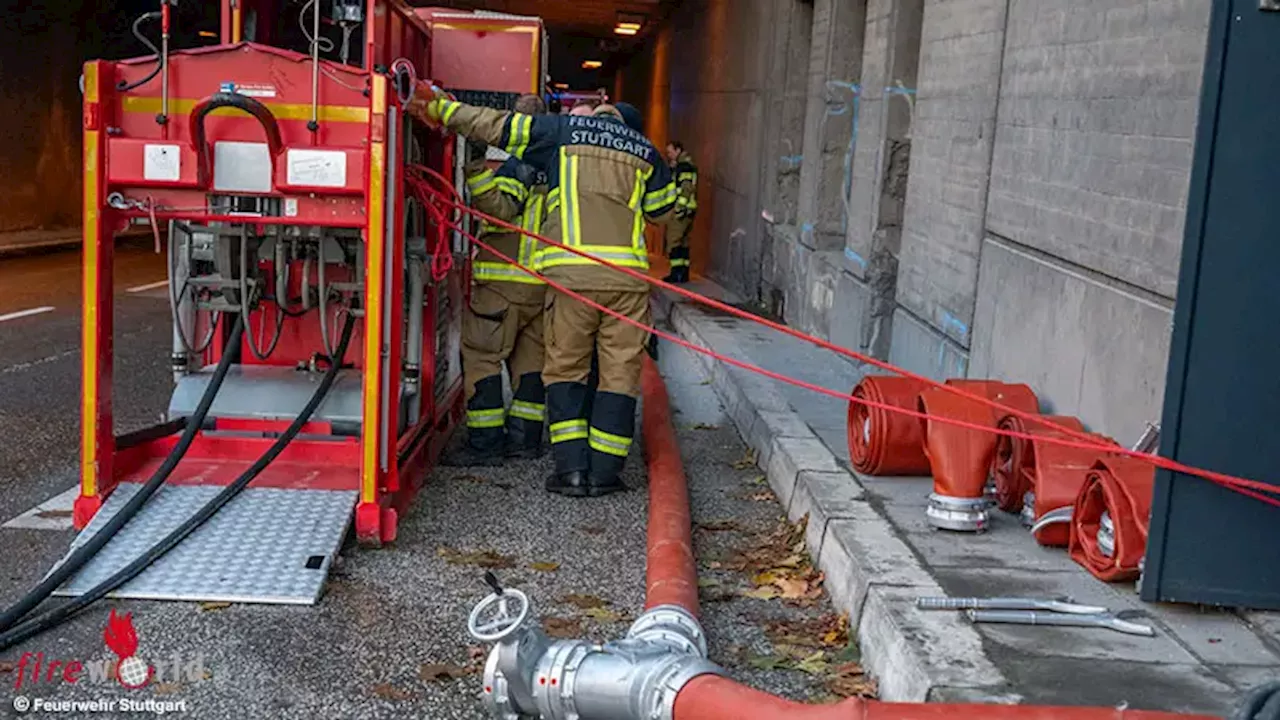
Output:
(628, 0), (1212, 446)
(0, 0), (87, 234)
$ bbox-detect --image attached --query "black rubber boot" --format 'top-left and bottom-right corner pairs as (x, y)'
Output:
(506, 372), (546, 459)
(546, 381), (590, 494)
(666, 247), (690, 284)
(546, 469), (589, 497)
(586, 391), (637, 497)
(442, 375), (505, 467)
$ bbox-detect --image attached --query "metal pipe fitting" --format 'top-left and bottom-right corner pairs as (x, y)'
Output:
(1020, 490), (1036, 528)
(1097, 511), (1116, 558)
(471, 592), (723, 720)
(926, 493), (990, 532)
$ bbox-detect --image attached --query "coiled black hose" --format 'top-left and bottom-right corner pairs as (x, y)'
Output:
(1232, 682), (1280, 720)
(0, 313), (246, 634)
(118, 12), (164, 92)
(0, 313), (357, 651)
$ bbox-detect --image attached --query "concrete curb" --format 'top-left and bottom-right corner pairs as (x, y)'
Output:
(654, 289), (1020, 704)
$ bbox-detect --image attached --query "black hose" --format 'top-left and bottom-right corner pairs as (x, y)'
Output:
(0, 313), (246, 634)
(118, 12), (164, 92)
(1231, 682), (1280, 720)
(0, 313), (357, 651)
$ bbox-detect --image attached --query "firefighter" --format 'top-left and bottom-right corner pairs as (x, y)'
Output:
(662, 141), (698, 284)
(408, 86), (678, 498)
(444, 93), (551, 467)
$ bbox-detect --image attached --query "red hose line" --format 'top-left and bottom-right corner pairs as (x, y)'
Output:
(672, 676), (1219, 720)
(408, 171), (1279, 508)
(640, 356), (700, 615)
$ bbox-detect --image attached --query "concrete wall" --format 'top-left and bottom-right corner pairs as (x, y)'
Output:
(628, 0), (1212, 444)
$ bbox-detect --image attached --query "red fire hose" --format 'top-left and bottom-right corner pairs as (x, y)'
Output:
(1070, 457), (1158, 582)
(991, 414), (1085, 512)
(847, 376), (932, 476)
(918, 381), (1038, 502)
(640, 356), (1214, 719)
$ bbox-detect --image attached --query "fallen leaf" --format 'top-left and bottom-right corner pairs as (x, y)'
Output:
(578, 525), (606, 535)
(746, 653), (789, 671)
(731, 448), (759, 470)
(528, 561), (561, 572)
(560, 593), (610, 609)
(795, 651), (829, 675)
(584, 607), (623, 623)
(371, 683), (415, 701)
(749, 491), (776, 502)
(152, 682), (182, 695)
(697, 578), (722, 588)
(776, 577), (811, 600)
(693, 422), (719, 430)
(826, 662), (877, 698)
(36, 510), (72, 519)
(696, 519), (740, 532)
(419, 663), (472, 682)
(741, 586), (781, 600)
(438, 546), (516, 569)
(773, 554), (805, 569)
(198, 601), (232, 612)
(698, 380), (712, 386)
(543, 616), (583, 639)
(0, 661), (15, 673)
(747, 475), (768, 485)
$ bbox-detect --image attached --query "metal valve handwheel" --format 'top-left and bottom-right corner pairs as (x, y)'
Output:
(467, 587), (530, 642)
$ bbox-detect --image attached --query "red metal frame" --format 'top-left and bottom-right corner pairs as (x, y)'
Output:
(77, 0), (463, 547)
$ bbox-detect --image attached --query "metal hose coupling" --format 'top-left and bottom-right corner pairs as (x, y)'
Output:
(468, 579), (723, 720)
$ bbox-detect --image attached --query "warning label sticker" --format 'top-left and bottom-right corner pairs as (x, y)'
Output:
(220, 82), (278, 98)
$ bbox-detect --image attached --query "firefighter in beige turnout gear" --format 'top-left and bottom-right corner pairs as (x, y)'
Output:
(663, 141), (697, 284)
(444, 94), (551, 467)
(410, 86), (678, 497)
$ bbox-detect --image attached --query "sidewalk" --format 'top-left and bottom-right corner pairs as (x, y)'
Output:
(654, 277), (1280, 714)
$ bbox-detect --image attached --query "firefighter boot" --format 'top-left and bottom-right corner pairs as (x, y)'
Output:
(670, 247), (692, 284)
(545, 381), (591, 496)
(587, 391), (637, 497)
(505, 372), (546, 459)
(442, 375), (506, 467)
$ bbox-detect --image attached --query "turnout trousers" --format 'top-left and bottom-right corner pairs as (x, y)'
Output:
(542, 289), (650, 483)
(460, 282), (546, 455)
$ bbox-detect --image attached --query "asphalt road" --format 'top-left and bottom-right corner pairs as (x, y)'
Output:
(0, 245), (856, 718)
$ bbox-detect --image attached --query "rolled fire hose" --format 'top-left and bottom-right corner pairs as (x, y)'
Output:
(847, 375), (933, 476)
(1069, 456), (1158, 583)
(989, 414), (1084, 512)
(1027, 437), (1120, 547)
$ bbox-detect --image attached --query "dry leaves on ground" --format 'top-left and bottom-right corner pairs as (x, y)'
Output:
(543, 616), (584, 639)
(696, 519), (741, 533)
(560, 593), (610, 609)
(826, 662), (877, 698)
(36, 510), (72, 519)
(763, 614), (850, 652)
(437, 546), (516, 569)
(730, 448), (759, 470)
(419, 663), (474, 682)
(584, 606), (628, 623)
(197, 601), (232, 612)
(528, 561), (561, 572)
(577, 525), (606, 535)
(729, 517), (825, 605)
(0, 661), (14, 674)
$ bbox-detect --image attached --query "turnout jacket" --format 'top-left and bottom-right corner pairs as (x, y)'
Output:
(673, 151), (699, 216)
(465, 156), (548, 292)
(438, 100), (679, 292)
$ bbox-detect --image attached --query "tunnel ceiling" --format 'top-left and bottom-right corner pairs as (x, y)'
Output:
(414, 0), (679, 89)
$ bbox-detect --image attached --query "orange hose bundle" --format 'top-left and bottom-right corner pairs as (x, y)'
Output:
(1030, 438), (1119, 547)
(918, 380), (1039, 500)
(847, 375), (934, 476)
(1069, 456), (1157, 582)
(990, 414), (1085, 512)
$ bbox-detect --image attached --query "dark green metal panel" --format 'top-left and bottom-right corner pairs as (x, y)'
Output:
(1142, 0), (1280, 608)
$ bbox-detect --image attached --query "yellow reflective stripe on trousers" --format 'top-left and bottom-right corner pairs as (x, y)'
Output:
(467, 407), (505, 429)
(588, 427), (632, 457)
(472, 262), (545, 284)
(510, 400), (545, 422)
(677, 171), (698, 184)
(550, 419), (588, 444)
(670, 257), (691, 267)
(505, 114), (533, 158)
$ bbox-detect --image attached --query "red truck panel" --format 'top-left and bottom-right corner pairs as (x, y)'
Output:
(416, 10), (543, 95)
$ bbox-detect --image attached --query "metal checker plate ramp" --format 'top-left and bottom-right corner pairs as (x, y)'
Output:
(49, 483), (357, 605)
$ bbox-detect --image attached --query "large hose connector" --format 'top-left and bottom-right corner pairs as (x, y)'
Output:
(188, 92), (285, 189)
(474, 599), (723, 720)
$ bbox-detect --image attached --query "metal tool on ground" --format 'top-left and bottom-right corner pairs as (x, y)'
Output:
(965, 609), (1156, 637)
(916, 596), (1108, 615)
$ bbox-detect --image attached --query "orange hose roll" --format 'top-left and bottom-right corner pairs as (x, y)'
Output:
(1030, 438), (1118, 546)
(918, 380), (1039, 501)
(990, 415), (1085, 512)
(1069, 456), (1157, 582)
(847, 375), (934, 476)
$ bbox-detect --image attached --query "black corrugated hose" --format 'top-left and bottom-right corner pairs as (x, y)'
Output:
(0, 313), (356, 651)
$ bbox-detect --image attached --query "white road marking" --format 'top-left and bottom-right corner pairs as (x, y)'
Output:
(0, 306), (54, 323)
(2, 486), (80, 531)
(126, 280), (169, 293)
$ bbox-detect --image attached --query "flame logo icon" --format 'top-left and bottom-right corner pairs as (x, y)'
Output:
(103, 609), (152, 689)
